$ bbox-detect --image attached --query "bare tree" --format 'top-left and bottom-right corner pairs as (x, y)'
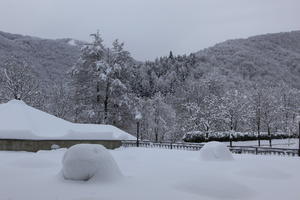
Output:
(0, 59), (40, 102)
(251, 86), (263, 146)
(47, 83), (72, 119)
(261, 89), (279, 147)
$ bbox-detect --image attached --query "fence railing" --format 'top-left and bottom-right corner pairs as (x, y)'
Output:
(122, 140), (299, 157)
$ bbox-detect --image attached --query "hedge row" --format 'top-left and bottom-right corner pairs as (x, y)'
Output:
(182, 131), (297, 143)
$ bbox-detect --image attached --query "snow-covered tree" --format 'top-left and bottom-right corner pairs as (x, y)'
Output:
(0, 58), (40, 103)
(152, 93), (176, 142)
(261, 88), (280, 146)
(71, 31), (105, 123)
(71, 32), (134, 129)
(222, 89), (250, 132)
(95, 39), (131, 124)
(133, 93), (176, 142)
(47, 83), (72, 119)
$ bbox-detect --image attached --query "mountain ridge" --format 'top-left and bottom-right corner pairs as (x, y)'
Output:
(0, 29), (299, 90)
(0, 30), (81, 88)
(194, 30), (300, 88)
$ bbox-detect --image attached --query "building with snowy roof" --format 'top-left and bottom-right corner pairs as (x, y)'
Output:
(0, 100), (135, 151)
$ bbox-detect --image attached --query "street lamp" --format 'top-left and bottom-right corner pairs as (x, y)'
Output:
(135, 111), (142, 147)
(229, 131), (233, 147)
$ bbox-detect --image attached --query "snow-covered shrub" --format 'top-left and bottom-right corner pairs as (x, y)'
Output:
(183, 131), (296, 143)
(62, 144), (122, 182)
(51, 144), (60, 150)
(199, 141), (234, 161)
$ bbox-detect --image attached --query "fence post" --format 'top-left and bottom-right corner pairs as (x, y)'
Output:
(255, 147), (258, 155)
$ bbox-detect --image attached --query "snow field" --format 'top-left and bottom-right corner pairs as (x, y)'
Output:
(222, 138), (299, 149)
(0, 147), (299, 200)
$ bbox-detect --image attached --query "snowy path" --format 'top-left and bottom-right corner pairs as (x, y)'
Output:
(0, 148), (299, 200)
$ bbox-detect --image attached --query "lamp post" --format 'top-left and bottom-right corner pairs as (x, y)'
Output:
(229, 132), (233, 147)
(135, 111), (142, 147)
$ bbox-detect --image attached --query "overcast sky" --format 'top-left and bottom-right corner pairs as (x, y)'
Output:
(0, 0), (299, 60)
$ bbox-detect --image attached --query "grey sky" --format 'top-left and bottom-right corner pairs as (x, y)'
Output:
(0, 0), (299, 61)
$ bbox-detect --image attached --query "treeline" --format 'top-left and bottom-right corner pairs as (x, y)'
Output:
(0, 31), (300, 142)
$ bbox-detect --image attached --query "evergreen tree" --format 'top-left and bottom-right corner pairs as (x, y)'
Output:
(71, 32), (133, 128)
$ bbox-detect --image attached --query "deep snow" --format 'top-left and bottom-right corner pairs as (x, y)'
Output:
(0, 148), (299, 200)
(0, 100), (135, 140)
(62, 144), (122, 181)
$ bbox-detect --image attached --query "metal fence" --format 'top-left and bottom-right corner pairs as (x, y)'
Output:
(122, 140), (299, 157)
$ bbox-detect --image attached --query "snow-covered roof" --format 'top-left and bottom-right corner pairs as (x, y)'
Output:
(0, 100), (136, 140)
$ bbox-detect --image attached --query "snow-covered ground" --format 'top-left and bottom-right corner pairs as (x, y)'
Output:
(222, 138), (299, 149)
(0, 147), (299, 200)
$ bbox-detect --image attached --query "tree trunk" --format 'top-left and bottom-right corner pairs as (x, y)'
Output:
(257, 121), (261, 147)
(257, 93), (261, 147)
(230, 115), (234, 131)
(230, 118), (233, 147)
(154, 106), (159, 143)
(268, 126), (272, 147)
(74, 109), (78, 123)
(155, 131), (158, 143)
(104, 98), (108, 124)
(205, 126), (209, 142)
(103, 82), (109, 124)
(283, 94), (288, 133)
(136, 121), (140, 147)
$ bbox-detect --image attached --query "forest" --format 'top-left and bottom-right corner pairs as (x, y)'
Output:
(0, 31), (300, 142)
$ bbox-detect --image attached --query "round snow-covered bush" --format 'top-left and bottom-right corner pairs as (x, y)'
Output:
(51, 144), (60, 150)
(199, 142), (234, 161)
(62, 144), (122, 182)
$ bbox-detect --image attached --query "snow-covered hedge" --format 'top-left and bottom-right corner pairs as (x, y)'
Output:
(183, 131), (296, 143)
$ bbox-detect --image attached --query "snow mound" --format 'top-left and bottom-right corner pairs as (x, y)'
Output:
(199, 141), (234, 161)
(62, 144), (123, 182)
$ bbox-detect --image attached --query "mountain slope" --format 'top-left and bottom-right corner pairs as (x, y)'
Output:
(195, 31), (300, 88)
(1, 30), (299, 90)
(0, 31), (81, 87)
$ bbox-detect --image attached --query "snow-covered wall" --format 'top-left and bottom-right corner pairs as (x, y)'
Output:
(0, 139), (122, 152)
